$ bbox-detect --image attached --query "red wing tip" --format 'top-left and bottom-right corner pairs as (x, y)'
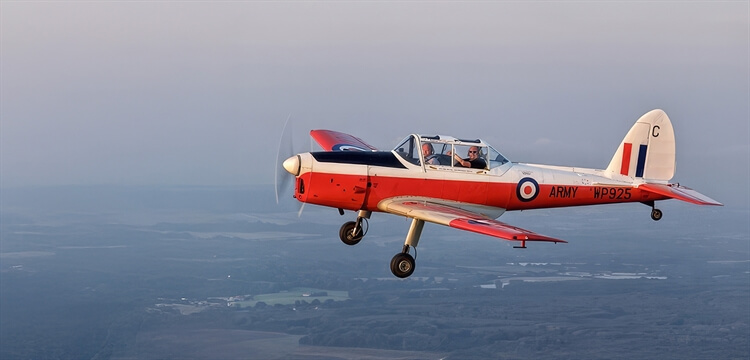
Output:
(515, 238), (567, 245)
(542, 239), (567, 244)
(533, 236), (567, 243)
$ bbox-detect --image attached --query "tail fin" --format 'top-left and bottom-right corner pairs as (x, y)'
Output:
(606, 109), (675, 181)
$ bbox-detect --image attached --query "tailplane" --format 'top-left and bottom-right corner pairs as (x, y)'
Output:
(639, 183), (723, 206)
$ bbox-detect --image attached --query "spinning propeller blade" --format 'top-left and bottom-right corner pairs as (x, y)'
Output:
(274, 115), (306, 217)
(275, 114), (294, 204)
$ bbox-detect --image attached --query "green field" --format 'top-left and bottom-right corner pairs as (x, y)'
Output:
(236, 288), (349, 307)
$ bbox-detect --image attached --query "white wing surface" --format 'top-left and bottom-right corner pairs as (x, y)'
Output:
(378, 197), (567, 244)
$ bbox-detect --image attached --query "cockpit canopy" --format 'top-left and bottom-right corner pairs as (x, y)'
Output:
(393, 134), (509, 170)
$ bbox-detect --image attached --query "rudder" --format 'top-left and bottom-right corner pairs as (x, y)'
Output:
(605, 109), (675, 181)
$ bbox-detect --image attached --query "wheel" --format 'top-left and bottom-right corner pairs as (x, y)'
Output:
(339, 221), (363, 245)
(390, 253), (415, 278)
(651, 208), (663, 221)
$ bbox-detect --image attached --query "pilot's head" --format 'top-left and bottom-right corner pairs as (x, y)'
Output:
(422, 143), (434, 156)
(468, 146), (480, 160)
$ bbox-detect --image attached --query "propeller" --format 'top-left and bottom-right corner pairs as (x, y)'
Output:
(274, 115), (307, 217)
(275, 114), (294, 204)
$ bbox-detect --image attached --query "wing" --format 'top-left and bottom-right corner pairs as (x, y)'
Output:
(310, 130), (378, 152)
(378, 197), (567, 244)
(639, 183), (723, 206)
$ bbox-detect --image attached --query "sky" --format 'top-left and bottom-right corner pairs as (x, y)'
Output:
(1, 1), (748, 207)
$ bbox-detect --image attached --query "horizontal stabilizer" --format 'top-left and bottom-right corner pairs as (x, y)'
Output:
(639, 183), (723, 206)
(310, 129), (378, 152)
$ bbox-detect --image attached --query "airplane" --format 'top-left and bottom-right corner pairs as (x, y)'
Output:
(276, 109), (722, 278)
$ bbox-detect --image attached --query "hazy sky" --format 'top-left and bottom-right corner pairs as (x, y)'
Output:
(1, 2), (747, 206)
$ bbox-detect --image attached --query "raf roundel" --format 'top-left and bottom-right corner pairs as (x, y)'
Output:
(516, 177), (539, 202)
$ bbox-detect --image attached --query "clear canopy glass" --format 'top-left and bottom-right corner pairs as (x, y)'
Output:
(393, 135), (510, 169)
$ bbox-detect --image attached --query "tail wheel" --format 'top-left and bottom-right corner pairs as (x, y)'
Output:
(339, 221), (364, 245)
(651, 208), (663, 221)
(390, 253), (415, 278)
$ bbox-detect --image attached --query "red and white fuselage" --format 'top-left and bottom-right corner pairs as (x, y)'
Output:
(286, 150), (674, 214)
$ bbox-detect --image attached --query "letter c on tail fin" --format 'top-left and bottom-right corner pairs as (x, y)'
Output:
(606, 109), (675, 181)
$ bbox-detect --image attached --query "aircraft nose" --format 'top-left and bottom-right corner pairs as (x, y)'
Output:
(283, 155), (300, 176)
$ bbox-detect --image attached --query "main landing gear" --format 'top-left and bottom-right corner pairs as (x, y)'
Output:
(390, 218), (424, 278)
(338, 210), (424, 279)
(642, 201), (663, 221)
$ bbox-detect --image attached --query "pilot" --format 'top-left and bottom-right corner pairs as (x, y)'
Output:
(453, 146), (486, 169)
(422, 143), (440, 165)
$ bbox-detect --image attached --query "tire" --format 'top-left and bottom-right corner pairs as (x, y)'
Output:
(339, 221), (363, 245)
(390, 253), (415, 278)
(651, 209), (663, 221)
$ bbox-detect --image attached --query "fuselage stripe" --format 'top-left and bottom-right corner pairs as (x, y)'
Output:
(620, 143), (632, 176)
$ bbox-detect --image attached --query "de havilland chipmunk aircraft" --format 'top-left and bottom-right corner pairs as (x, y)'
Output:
(276, 109), (722, 278)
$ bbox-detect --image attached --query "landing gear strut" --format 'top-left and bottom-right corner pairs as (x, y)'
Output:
(390, 218), (424, 278)
(642, 201), (663, 221)
(339, 210), (370, 245)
